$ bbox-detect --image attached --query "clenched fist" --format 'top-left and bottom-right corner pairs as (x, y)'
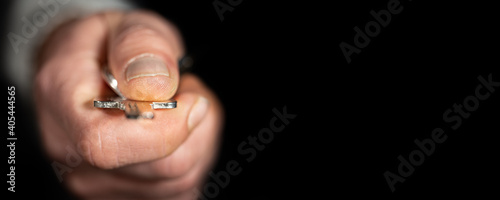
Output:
(34, 10), (223, 200)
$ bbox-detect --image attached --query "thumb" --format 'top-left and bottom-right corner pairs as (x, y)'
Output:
(106, 11), (184, 101)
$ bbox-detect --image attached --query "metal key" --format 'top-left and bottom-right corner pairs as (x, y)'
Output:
(94, 98), (176, 119)
(93, 64), (177, 119)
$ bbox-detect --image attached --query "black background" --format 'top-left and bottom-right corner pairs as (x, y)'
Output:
(2, 0), (499, 199)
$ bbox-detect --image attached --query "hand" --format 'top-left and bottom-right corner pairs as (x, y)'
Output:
(34, 10), (223, 200)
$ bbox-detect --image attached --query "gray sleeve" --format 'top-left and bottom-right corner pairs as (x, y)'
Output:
(4, 0), (136, 98)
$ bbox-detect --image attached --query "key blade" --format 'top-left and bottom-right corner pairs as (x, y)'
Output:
(151, 100), (177, 109)
(94, 98), (176, 119)
(94, 99), (121, 109)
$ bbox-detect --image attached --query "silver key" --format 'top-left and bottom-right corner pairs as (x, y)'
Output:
(94, 65), (177, 119)
(94, 98), (176, 119)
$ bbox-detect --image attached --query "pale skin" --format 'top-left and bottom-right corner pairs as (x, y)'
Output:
(34, 10), (223, 200)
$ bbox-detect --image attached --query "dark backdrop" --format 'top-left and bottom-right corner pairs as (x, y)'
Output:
(3, 0), (499, 199)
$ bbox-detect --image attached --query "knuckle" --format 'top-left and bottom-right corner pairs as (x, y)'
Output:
(76, 137), (98, 168)
(78, 140), (118, 170)
(77, 125), (120, 170)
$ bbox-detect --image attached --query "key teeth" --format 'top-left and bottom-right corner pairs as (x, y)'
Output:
(126, 114), (140, 119)
(125, 112), (154, 119)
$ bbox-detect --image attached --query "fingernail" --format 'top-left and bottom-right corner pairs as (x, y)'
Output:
(126, 54), (169, 82)
(188, 96), (209, 131)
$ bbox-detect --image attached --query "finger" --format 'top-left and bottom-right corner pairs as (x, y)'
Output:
(106, 10), (184, 101)
(77, 91), (208, 169)
(35, 13), (208, 170)
(116, 74), (223, 179)
(66, 154), (209, 199)
(34, 13), (109, 162)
